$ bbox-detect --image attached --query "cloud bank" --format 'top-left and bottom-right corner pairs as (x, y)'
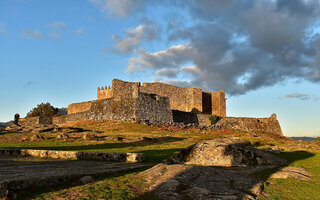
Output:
(91, 0), (320, 95)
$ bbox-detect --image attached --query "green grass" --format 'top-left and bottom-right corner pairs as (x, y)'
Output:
(1, 120), (320, 199)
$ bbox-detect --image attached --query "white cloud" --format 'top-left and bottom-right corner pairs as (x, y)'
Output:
(20, 30), (43, 39)
(89, 0), (151, 17)
(127, 44), (194, 72)
(110, 19), (159, 54)
(75, 27), (85, 34)
(123, 0), (320, 95)
(285, 93), (310, 100)
(0, 21), (8, 35)
(46, 22), (67, 39)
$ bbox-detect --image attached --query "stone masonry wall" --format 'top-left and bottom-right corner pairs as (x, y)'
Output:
(97, 86), (113, 100)
(68, 101), (95, 114)
(215, 113), (283, 136)
(140, 82), (203, 113)
(211, 90), (226, 117)
(136, 93), (173, 124)
(54, 93), (173, 125)
(112, 79), (140, 100)
(20, 116), (52, 126)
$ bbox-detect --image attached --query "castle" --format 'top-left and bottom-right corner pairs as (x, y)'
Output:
(20, 78), (283, 136)
(68, 79), (226, 117)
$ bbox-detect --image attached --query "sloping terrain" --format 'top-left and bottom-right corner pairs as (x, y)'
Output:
(0, 120), (319, 199)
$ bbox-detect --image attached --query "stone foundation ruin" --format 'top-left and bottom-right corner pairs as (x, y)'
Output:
(20, 78), (283, 136)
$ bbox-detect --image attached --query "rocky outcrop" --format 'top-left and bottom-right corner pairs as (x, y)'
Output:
(270, 167), (313, 181)
(0, 149), (144, 163)
(141, 163), (264, 200)
(170, 138), (286, 167)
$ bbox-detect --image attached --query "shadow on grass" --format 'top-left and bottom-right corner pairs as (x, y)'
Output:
(3, 136), (186, 152)
(16, 165), (152, 200)
(251, 150), (315, 180)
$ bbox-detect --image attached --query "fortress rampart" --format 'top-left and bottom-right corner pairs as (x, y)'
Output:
(96, 79), (226, 117)
(20, 78), (283, 136)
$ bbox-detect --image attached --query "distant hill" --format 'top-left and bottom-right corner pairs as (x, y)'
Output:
(290, 137), (318, 141)
(0, 121), (13, 128)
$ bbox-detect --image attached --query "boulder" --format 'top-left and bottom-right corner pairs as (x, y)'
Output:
(170, 138), (286, 167)
(141, 163), (264, 200)
(57, 133), (69, 140)
(79, 176), (94, 184)
(82, 133), (98, 140)
(30, 134), (45, 142)
(270, 167), (312, 181)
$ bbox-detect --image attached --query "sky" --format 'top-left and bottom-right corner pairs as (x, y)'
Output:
(0, 0), (320, 137)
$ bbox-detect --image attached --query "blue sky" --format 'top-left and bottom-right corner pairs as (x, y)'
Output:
(1, 0), (320, 137)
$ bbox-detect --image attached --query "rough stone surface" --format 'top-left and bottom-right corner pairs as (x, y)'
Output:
(170, 138), (286, 167)
(140, 163), (264, 200)
(0, 149), (144, 163)
(270, 167), (313, 181)
(30, 134), (45, 142)
(79, 176), (94, 184)
(0, 155), (149, 199)
(215, 114), (283, 136)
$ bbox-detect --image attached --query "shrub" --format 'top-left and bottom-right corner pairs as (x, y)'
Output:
(26, 102), (60, 118)
(316, 137), (320, 144)
(209, 115), (220, 125)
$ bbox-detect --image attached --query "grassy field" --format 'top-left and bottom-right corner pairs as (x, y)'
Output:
(0, 120), (319, 200)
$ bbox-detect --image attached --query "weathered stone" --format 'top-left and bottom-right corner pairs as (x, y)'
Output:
(0, 149), (145, 163)
(270, 167), (312, 181)
(79, 176), (94, 184)
(140, 163), (264, 200)
(170, 138), (286, 167)
(82, 133), (98, 140)
(14, 113), (20, 125)
(57, 133), (69, 139)
(30, 134), (45, 142)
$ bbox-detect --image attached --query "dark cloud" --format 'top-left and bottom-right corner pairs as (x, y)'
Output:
(92, 0), (320, 95)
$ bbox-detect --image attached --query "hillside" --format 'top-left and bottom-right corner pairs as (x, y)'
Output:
(0, 120), (319, 199)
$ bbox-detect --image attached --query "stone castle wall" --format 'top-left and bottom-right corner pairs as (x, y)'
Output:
(53, 92), (173, 125)
(215, 114), (283, 136)
(97, 86), (113, 100)
(136, 93), (173, 124)
(95, 79), (226, 117)
(140, 82), (204, 113)
(68, 101), (95, 114)
(211, 90), (226, 117)
(20, 116), (52, 126)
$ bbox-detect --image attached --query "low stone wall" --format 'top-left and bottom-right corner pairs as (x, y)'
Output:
(52, 112), (91, 125)
(68, 101), (95, 114)
(215, 114), (283, 136)
(20, 116), (52, 126)
(172, 110), (211, 126)
(0, 149), (144, 162)
(197, 114), (211, 126)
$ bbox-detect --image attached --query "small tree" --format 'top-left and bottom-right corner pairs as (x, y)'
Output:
(26, 102), (59, 118)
